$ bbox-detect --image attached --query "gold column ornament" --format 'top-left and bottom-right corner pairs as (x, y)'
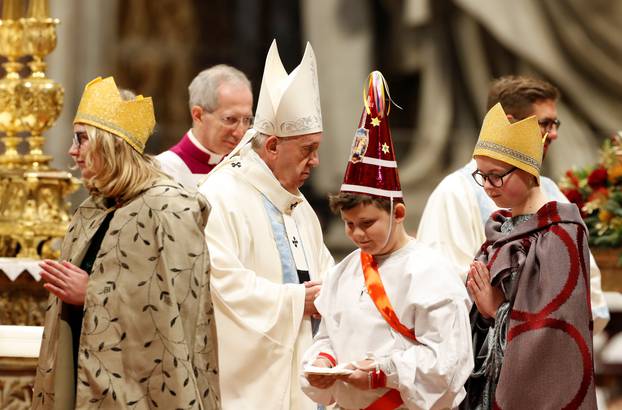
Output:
(0, 0), (26, 169)
(0, 0), (79, 259)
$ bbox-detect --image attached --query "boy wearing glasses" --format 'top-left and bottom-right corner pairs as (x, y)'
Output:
(417, 75), (609, 332)
(461, 103), (597, 409)
(156, 65), (253, 189)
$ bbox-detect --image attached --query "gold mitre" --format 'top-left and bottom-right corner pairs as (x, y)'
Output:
(73, 77), (155, 153)
(473, 103), (543, 178)
(253, 40), (323, 137)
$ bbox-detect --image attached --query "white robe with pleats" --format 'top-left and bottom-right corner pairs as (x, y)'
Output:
(198, 145), (334, 410)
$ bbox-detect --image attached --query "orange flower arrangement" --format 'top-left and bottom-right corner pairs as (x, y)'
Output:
(559, 132), (622, 250)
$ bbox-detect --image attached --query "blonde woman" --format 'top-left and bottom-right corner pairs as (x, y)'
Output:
(32, 77), (219, 409)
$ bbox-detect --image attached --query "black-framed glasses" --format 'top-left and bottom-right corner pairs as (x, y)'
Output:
(538, 118), (561, 132)
(471, 167), (517, 188)
(72, 131), (88, 149)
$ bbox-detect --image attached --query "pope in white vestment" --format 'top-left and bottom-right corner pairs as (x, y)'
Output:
(302, 240), (473, 409)
(200, 145), (333, 409)
(417, 159), (610, 332)
(198, 40), (334, 410)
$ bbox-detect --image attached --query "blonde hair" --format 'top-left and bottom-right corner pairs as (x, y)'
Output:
(81, 125), (170, 202)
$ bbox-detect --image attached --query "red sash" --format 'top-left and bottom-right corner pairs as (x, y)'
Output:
(364, 389), (404, 410)
(361, 252), (417, 342)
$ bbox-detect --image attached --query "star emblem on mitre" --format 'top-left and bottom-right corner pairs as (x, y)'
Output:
(381, 143), (390, 154)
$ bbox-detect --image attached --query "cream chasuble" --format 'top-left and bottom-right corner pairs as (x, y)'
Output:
(198, 145), (334, 410)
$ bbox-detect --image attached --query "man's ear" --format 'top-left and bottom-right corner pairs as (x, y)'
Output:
(191, 106), (204, 123)
(506, 114), (515, 122)
(264, 135), (279, 155)
(394, 202), (406, 223)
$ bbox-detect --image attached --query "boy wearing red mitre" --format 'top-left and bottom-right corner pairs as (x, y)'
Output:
(300, 72), (473, 410)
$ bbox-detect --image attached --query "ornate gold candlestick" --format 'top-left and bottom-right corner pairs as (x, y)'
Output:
(19, 15), (62, 169)
(0, 0), (79, 259)
(0, 16), (26, 169)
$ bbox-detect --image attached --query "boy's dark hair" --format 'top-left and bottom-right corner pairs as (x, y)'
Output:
(328, 192), (397, 214)
(486, 76), (560, 120)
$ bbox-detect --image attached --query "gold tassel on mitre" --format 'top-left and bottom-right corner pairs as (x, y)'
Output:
(73, 77), (155, 154)
(473, 103), (543, 179)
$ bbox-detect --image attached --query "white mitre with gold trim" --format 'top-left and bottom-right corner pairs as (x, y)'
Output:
(253, 39), (323, 137)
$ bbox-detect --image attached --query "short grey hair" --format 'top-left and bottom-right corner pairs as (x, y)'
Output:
(188, 65), (252, 112)
(251, 132), (269, 152)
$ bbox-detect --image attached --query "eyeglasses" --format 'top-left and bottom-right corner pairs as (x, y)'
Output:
(207, 111), (254, 129)
(221, 115), (254, 128)
(538, 118), (561, 132)
(472, 167), (517, 188)
(72, 131), (88, 149)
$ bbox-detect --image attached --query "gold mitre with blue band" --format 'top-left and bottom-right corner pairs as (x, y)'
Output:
(253, 39), (323, 137)
(473, 103), (544, 179)
(73, 77), (155, 154)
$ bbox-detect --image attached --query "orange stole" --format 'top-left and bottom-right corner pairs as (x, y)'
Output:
(360, 252), (418, 410)
(360, 252), (418, 342)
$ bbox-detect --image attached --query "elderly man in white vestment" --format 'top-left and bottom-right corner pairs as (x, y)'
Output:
(197, 40), (334, 410)
(417, 75), (610, 333)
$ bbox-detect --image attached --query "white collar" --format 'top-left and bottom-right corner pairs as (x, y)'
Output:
(237, 146), (305, 215)
(187, 129), (224, 165)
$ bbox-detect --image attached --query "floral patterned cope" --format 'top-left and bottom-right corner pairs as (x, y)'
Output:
(32, 180), (219, 409)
